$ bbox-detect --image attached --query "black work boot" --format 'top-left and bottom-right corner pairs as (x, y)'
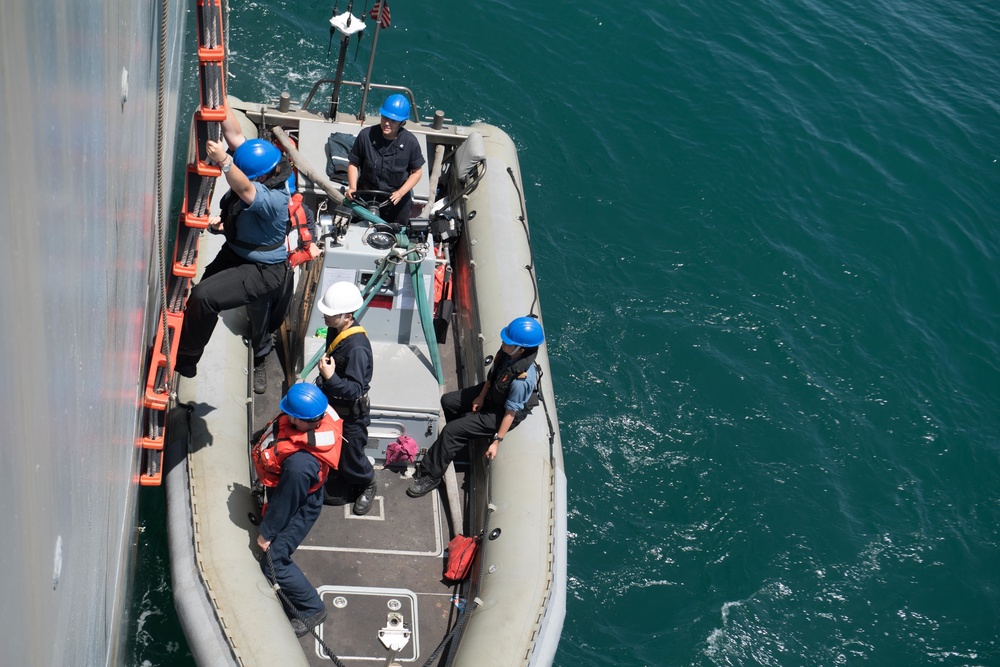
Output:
(406, 470), (441, 498)
(175, 354), (198, 378)
(290, 608), (327, 637)
(352, 479), (377, 515)
(323, 475), (351, 506)
(253, 356), (267, 394)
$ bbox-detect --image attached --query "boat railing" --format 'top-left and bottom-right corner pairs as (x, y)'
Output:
(302, 80), (418, 122)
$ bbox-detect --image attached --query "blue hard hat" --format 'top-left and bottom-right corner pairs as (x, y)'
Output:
(379, 94), (411, 122)
(233, 139), (282, 179)
(279, 383), (329, 421)
(499, 316), (544, 348)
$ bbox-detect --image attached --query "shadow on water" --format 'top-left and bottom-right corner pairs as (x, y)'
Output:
(127, 400), (202, 666)
(126, 485), (194, 666)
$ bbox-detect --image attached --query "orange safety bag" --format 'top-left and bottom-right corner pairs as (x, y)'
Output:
(445, 534), (480, 581)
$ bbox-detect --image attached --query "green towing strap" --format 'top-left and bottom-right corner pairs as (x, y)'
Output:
(410, 249), (444, 385)
(302, 210), (445, 384)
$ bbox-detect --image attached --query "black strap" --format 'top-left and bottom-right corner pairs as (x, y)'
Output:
(228, 236), (285, 252)
(224, 182), (292, 252)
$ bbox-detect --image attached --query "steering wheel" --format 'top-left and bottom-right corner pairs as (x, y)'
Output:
(349, 189), (394, 214)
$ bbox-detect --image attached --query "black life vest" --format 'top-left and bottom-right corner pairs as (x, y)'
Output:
(219, 188), (308, 254)
(485, 348), (539, 413)
(320, 326), (373, 419)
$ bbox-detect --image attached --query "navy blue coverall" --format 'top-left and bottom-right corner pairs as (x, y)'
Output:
(258, 451), (325, 618)
(348, 124), (425, 226)
(317, 329), (374, 494)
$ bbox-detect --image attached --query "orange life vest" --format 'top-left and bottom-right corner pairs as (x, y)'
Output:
(280, 138), (314, 267)
(286, 193), (316, 267)
(433, 245), (451, 309)
(252, 408), (343, 494)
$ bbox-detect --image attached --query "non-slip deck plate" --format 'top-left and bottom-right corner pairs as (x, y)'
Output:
(293, 467), (466, 666)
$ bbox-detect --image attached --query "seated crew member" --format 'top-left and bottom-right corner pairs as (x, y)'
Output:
(253, 383), (342, 637)
(315, 282), (377, 515)
(345, 93), (425, 227)
(407, 317), (544, 498)
(174, 136), (291, 378)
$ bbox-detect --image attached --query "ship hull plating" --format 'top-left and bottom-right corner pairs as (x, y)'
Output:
(0, 1), (186, 664)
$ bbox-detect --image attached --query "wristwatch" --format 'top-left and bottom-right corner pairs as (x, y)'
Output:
(221, 157), (232, 173)
(492, 433), (503, 442)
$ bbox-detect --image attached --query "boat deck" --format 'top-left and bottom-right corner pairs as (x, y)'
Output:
(170, 108), (566, 667)
(253, 347), (468, 665)
(294, 468), (462, 663)
(172, 201), (475, 666)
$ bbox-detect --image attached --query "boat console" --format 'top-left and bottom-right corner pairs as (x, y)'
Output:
(302, 215), (443, 458)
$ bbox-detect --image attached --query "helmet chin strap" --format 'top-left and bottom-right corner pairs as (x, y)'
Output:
(328, 312), (353, 331)
(289, 415), (322, 431)
(261, 157), (292, 189)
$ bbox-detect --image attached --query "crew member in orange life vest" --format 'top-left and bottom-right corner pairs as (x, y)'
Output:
(253, 383), (342, 637)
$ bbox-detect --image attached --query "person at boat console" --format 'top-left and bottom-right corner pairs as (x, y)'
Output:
(408, 317), (544, 498)
(174, 135), (291, 379)
(345, 93), (425, 226)
(315, 281), (378, 515)
(253, 383), (341, 637)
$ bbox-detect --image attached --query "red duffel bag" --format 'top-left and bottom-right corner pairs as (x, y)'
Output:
(445, 534), (480, 581)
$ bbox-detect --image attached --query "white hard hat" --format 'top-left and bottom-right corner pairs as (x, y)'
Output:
(318, 281), (364, 316)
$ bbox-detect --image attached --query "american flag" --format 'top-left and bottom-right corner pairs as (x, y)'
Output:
(369, 1), (391, 29)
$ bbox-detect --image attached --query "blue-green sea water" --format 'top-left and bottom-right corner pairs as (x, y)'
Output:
(128, 1), (1000, 665)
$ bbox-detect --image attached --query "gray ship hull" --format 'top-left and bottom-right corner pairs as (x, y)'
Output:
(0, 1), (186, 663)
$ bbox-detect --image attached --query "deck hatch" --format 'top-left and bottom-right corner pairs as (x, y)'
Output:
(312, 586), (420, 662)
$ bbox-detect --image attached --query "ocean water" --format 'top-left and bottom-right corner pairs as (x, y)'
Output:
(127, 1), (1000, 665)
